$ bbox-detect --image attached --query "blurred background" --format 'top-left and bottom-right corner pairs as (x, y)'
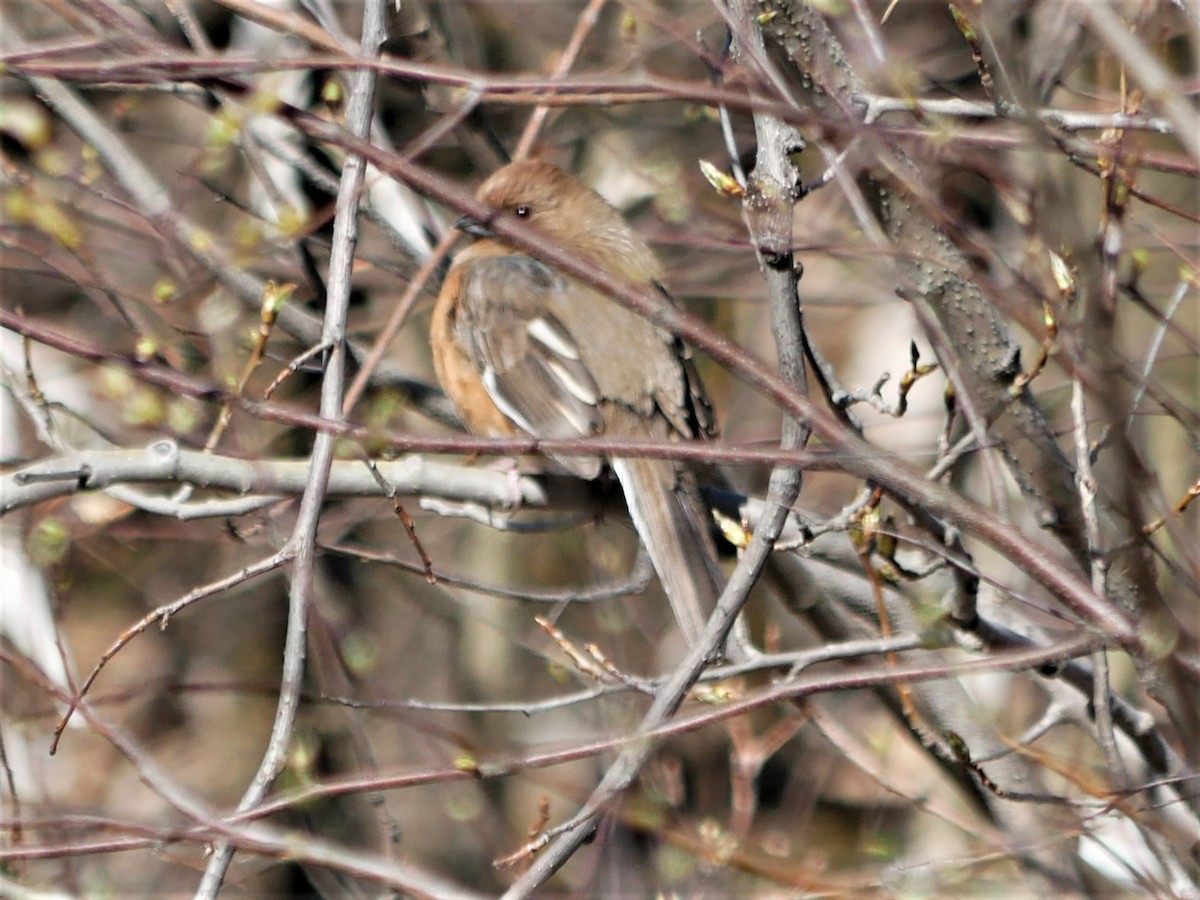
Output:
(1, 0), (1197, 895)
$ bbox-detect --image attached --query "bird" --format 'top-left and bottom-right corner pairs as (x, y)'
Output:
(430, 159), (725, 648)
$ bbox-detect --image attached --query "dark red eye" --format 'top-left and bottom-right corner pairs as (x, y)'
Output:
(514, 205), (531, 218)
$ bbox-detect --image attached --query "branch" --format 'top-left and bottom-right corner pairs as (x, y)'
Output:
(195, 2), (387, 895)
(0, 442), (586, 518)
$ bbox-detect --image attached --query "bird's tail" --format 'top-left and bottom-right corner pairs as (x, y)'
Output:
(610, 455), (725, 648)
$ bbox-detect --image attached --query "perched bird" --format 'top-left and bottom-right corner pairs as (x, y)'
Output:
(431, 159), (724, 647)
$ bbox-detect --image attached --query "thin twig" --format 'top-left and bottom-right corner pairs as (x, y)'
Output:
(512, 0), (607, 161)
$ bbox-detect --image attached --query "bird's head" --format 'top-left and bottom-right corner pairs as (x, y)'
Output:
(460, 160), (662, 283)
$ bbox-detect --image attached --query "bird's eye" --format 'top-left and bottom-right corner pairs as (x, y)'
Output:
(514, 205), (531, 218)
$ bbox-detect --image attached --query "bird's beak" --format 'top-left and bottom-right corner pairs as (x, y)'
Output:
(454, 215), (493, 238)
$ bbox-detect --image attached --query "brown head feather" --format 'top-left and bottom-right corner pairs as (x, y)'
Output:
(474, 160), (662, 284)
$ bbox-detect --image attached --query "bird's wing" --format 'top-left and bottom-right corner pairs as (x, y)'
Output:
(452, 253), (736, 654)
(454, 254), (606, 476)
